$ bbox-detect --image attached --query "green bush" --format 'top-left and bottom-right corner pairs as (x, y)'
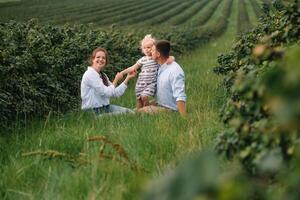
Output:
(0, 19), (141, 124)
(214, 0), (300, 173)
(144, 144), (300, 200)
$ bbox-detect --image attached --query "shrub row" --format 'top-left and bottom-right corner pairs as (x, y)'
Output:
(214, 0), (300, 174)
(145, 144), (300, 200)
(145, 2), (300, 199)
(0, 20), (141, 125)
(168, 0), (210, 26)
(249, 0), (263, 18)
(187, 0), (222, 26)
(237, 0), (252, 35)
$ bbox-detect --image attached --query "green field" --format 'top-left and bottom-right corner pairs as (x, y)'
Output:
(0, 0), (259, 27)
(0, 0), (268, 199)
(0, 0), (19, 2)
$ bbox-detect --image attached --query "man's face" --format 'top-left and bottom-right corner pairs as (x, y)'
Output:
(151, 45), (160, 61)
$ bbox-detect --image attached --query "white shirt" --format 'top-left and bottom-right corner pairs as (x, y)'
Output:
(81, 67), (127, 109)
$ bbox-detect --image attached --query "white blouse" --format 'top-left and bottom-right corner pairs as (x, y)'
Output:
(81, 67), (127, 109)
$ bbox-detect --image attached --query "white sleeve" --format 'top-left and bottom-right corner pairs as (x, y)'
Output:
(86, 71), (120, 97)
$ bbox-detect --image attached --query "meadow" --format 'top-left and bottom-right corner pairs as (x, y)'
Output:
(3, 0), (300, 200)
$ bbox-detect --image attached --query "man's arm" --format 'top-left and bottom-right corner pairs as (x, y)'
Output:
(171, 71), (187, 116)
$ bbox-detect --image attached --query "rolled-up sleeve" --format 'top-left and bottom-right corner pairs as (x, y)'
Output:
(112, 82), (127, 97)
(86, 72), (114, 97)
(87, 71), (127, 98)
(171, 72), (187, 102)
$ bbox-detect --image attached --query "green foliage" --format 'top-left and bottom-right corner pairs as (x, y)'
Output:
(144, 146), (300, 200)
(0, 19), (141, 124)
(214, 0), (300, 173)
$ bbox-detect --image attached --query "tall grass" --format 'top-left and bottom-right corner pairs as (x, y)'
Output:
(0, 1), (239, 199)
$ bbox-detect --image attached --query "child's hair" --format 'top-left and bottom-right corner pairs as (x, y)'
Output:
(140, 34), (156, 48)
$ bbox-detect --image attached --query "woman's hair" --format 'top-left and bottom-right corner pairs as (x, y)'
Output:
(89, 47), (110, 86)
(89, 47), (109, 66)
(140, 34), (156, 48)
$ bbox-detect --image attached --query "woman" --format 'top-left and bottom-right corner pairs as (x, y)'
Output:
(81, 47), (136, 115)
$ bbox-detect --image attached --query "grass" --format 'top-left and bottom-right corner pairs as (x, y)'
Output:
(0, 0), (239, 199)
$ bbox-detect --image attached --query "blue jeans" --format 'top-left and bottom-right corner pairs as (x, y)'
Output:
(91, 105), (134, 116)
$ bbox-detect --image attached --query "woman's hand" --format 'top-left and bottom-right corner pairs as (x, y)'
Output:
(112, 72), (124, 87)
(115, 72), (124, 81)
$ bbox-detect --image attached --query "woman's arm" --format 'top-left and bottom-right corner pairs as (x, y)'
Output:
(86, 71), (117, 97)
(112, 72), (124, 87)
(112, 70), (137, 97)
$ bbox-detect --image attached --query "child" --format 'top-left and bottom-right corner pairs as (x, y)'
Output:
(121, 34), (174, 109)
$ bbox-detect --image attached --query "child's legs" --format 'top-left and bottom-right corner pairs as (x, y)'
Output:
(140, 95), (149, 107)
(137, 105), (171, 114)
(136, 98), (143, 109)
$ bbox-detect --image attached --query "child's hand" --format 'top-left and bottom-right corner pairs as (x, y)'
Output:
(127, 69), (137, 79)
(123, 70), (137, 85)
(166, 56), (175, 64)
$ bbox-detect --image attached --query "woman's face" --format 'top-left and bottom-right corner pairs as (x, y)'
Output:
(92, 51), (106, 71)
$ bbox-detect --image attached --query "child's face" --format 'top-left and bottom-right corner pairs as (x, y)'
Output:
(142, 40), (154, 56)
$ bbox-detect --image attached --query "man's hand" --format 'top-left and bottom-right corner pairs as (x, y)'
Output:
(177, 101), (186, 116)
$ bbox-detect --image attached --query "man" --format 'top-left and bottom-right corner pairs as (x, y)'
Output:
(139, 40), (187, 116)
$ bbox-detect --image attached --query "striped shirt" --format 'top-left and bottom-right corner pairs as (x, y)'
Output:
(135, 56), (159, 98)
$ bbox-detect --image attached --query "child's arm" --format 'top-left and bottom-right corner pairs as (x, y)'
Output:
(166, 56), (175, 65)
(120, 62), (141, 75)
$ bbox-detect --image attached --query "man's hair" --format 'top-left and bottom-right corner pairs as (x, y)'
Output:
(155, 40), (170, 58)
